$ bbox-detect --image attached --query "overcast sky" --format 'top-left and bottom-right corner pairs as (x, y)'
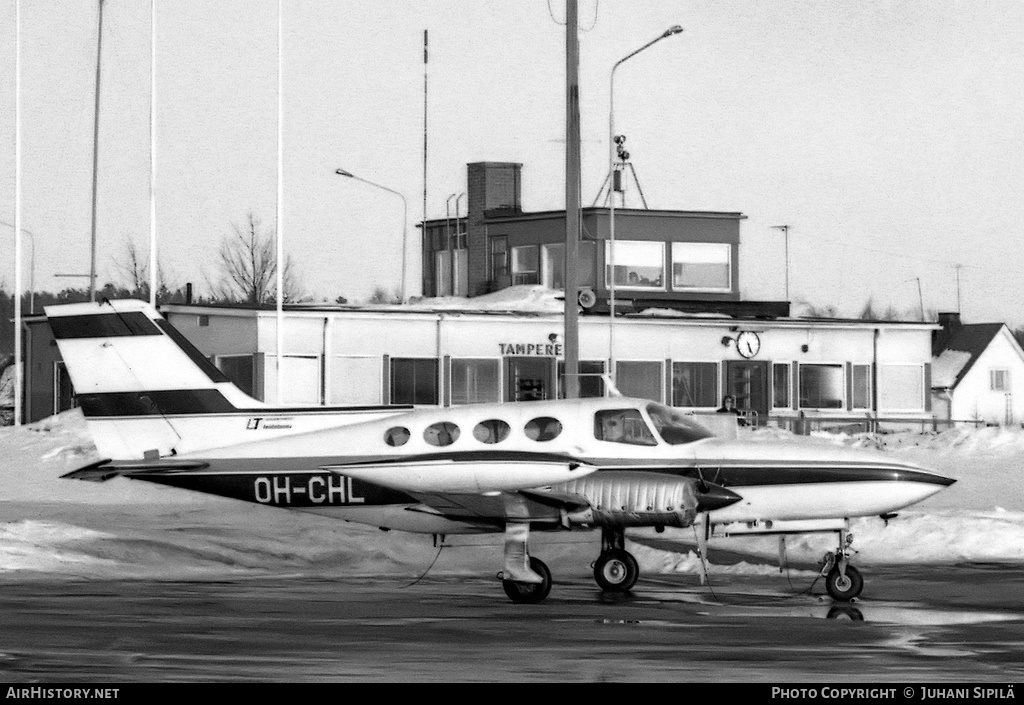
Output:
(2, 0), (1023, 324)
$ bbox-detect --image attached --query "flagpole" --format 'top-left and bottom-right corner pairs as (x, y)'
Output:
(14, 0), (23, 426)
(149, 0), (158, 306)
(275, 0), (284, 404)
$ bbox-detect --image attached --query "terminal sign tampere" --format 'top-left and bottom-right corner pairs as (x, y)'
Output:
(499, 342), (563, 357)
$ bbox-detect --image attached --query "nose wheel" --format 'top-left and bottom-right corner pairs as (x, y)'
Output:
(593, 528), (640, 593)
(821, 528), (864, 601)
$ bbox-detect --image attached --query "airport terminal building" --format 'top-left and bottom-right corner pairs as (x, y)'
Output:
(17, 159), (948, 428)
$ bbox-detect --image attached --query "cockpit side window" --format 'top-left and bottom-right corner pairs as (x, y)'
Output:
(593, 409), (658, 446)
(646, 403), (715, 445)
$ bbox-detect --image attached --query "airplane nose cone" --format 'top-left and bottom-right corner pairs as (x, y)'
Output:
(696, 482), (743, 512)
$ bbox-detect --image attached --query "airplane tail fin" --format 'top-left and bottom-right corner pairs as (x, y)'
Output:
(45, 299), (262, 459)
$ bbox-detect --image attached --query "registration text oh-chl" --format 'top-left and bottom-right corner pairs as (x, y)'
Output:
(254, 475), (364, 505)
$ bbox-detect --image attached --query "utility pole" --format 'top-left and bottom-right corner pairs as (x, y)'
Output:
(916, 277), (924, 321)
(770, 225), (790, 301)
(955, 264), (962, 313)
(563, 0), (580, 399)
(89, 0), (105, 302)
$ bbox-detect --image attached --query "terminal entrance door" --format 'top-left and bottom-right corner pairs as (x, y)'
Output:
(725, 360), (769, 426)
(506, 357), (553, 402)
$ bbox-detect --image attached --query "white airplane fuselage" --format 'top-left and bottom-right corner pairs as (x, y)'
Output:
(84, 396), (953, 535)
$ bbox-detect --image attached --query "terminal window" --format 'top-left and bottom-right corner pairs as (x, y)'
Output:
(451, 359), (500, 404)
(391, 358), (439, 405)
(671, 242), (731, 291)
(605, 241), (665, 289)
(672, 362), (718, 407)
(799, 363), (845, 409)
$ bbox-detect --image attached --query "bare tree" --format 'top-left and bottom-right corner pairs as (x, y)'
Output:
(113, 236), (175, 302)
(207, 213), (303, 305)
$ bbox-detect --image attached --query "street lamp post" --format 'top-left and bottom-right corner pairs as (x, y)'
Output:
(335, 168), (409, 302)
(770, 224), (790, 301)
(608, 25), (683, 384)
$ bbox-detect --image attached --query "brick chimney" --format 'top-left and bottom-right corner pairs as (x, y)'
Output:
(466, 162), (522, 295)
(933, 311), (962, 355)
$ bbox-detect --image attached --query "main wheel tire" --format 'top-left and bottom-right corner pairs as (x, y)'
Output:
(825, 564), (864, 601)
(502, 557), (552, 604)
(593, 548), (640, 592)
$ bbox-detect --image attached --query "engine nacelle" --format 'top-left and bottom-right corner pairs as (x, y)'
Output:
(557, 471), (700, 529)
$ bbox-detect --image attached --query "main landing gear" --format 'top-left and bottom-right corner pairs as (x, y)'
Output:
(593, 528), (639, 593)
(820, 528), (864, 601)
(499, 522), (553, 604)
(498, 524), (643, 603)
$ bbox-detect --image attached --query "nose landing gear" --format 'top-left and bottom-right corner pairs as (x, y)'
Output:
(593, 528), (640, 593)
(820, 529), (864, 601)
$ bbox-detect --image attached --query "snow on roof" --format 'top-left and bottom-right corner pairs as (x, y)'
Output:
(932, 349), (973, 389)
(403, 285), (565, 313)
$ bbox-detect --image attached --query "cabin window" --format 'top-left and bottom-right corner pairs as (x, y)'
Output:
(391, 358), (439, 405)
(671, 242), (731, 292)
(672, 362), (718, 407)
(424, 421), (460, 447)
(451, 359), (500, 405)
(473, 419), (511, 444)
(798, 363), (845, 410)
(384, 427), (410, 447)
(605, 241), (665, 290)
(524, 416), (562, 442)
(593, 409), (658, 446)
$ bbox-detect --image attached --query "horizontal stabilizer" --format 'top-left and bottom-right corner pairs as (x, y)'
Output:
(62, 458), (210, 482)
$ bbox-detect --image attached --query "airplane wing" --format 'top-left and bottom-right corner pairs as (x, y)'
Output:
(405, 487), (589, 527)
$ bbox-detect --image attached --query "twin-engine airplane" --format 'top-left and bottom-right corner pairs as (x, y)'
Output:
(50, 300), (955, 603)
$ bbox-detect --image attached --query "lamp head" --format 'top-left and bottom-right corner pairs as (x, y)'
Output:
(663, 25), (684, 37)
(335, 168), (353, 177)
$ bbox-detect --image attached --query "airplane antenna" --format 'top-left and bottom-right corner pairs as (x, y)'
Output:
(402, 542), (446, 588)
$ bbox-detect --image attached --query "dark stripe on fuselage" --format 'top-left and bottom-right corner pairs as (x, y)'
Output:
(600, 463), (954, 488)
(79, 389), (236, 417)
(50, 312), (162, 339)
(135, 471), (415, 508)
(79, 389), (413, 417)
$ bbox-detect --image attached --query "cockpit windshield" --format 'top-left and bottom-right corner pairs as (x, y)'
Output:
(646, 403), (716, 445)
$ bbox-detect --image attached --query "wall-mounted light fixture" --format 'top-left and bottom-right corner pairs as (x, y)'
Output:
(801, 344), (809, 353)
(549, 333), (559, 343)
(721, 336), (733, 347)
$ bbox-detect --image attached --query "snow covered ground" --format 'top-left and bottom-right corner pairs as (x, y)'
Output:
(1, 409), (1022, 582)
